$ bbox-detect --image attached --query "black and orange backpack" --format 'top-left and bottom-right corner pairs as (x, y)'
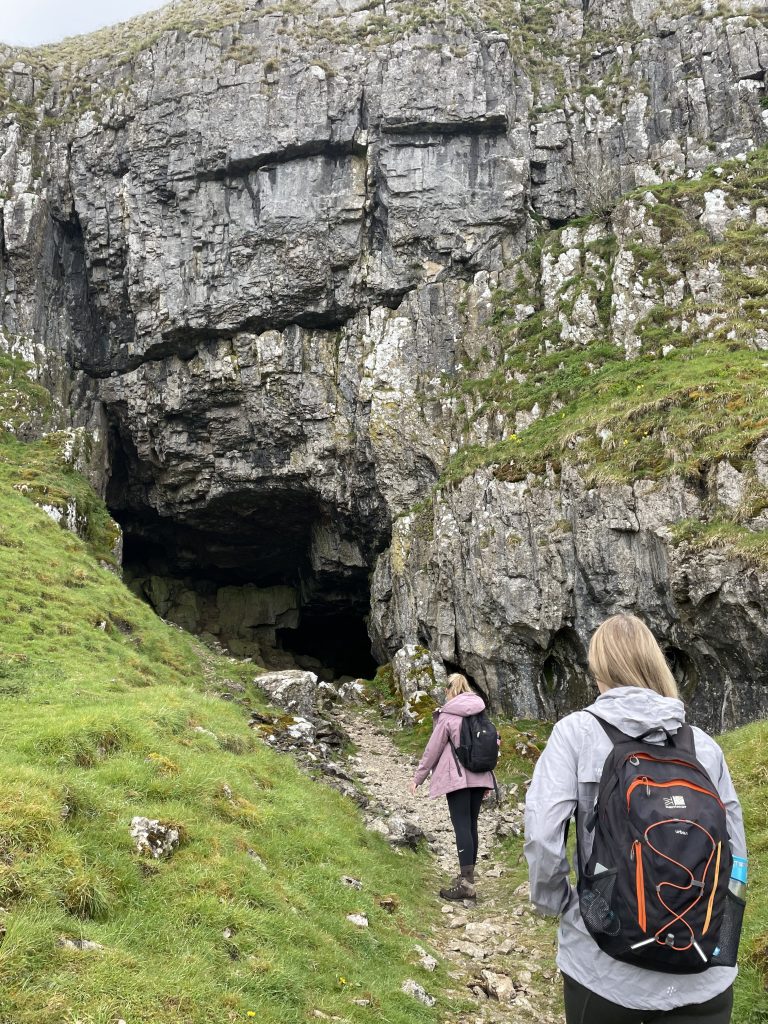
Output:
(577, 714), (736, 973)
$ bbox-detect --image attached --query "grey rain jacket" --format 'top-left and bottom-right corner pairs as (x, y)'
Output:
(524, 686), (747, 1011)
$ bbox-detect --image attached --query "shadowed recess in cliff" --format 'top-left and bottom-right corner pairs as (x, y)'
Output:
(538, 627), (591, 718)
(106, 435), (378, 681)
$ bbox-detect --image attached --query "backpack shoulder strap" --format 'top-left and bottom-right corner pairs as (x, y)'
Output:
(669, 722), (696, 754)
(586, 710), (694, 752)
(585, 710), (632, 746)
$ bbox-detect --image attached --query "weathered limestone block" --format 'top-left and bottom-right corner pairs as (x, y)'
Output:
(256, 670), (319, 716)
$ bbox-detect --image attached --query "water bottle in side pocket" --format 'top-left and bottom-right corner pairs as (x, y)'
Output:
(712, 856), (747, 967)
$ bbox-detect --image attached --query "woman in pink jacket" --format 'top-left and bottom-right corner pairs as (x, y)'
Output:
(409, 673), (496, 900)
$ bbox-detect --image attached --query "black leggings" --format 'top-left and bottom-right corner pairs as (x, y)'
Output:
(563, 974), (733, 1024)
(446, 787), (485, 867)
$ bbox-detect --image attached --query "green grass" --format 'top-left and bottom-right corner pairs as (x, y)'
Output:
(445, 339), (768, 486)
(673, 518), (768, 569)
(0, 433), (445, 1023)
(719, 722), (768, 1023)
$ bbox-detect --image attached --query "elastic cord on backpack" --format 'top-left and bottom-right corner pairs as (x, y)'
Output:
(643, 819), (718, 954)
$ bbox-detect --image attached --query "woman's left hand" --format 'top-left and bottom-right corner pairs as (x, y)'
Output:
(408, 781), (418, 796)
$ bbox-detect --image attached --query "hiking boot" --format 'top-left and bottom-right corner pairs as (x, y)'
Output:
(439, 873), (476, 901)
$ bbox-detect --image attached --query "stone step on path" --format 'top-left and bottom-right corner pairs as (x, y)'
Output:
(335, 710), (562, 1024)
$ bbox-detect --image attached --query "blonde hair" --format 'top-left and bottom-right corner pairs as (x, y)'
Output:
(445, 672), (473, 701)
(588, 614), (679, 699)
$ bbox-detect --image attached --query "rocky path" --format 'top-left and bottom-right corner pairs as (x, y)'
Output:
(339, 710), (498, 871)
(335, 710), (563, 1024)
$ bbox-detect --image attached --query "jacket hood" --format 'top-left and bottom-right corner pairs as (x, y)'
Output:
(588, 686), (685, 741)
(440, 692), (486, 717)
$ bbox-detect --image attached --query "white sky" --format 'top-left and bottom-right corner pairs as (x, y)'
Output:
(0, 0), (169, 47)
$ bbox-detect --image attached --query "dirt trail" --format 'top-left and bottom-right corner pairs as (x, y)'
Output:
(336, 709), (563, 1023)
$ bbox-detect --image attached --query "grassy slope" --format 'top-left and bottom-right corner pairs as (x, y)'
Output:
(0, 427), (445, 1024)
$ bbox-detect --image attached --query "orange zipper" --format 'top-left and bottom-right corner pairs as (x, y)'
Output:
(626, 777), (725, 811)
(634, 840), (646, 932)
(629, 753), (702, 771)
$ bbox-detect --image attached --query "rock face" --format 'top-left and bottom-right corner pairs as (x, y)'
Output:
(2, 0), (768, 723)
(371, 467), (768, 730)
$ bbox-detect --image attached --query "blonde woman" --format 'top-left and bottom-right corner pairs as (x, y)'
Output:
(525, 613), (746, 1023)
(410, 673), (496, 900)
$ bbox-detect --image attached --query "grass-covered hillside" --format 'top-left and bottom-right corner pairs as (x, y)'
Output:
(0, 409), (445, 1024)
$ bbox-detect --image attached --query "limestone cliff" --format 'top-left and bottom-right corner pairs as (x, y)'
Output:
(1, 0), (767, 725)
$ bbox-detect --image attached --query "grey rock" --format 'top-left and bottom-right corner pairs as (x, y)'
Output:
(392, 644), (447, 725)
(370, 466), (768, 731)
(367, 813), (425, 850)
(130, 816), (180, 859)
(384, 814), (426, 850)
(284, 716), (316, 743)
(480, 970), (516, 1003)
(401, 979), (436, 1007)
(57, 936), (105, 952)
(715, 461), (746, 511)
(346, 913), (369, 928)
(337, 679), (367, 704)
(256, 671), (319, 716)
(413, 944), (438, 972)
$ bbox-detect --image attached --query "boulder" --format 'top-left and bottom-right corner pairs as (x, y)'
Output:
(367, 813), (425, 850)
(391, 645), (447, 725)
(337, 679), (367, 704)
(255, 670), (319, 716)
(480, 969), (516, 1003)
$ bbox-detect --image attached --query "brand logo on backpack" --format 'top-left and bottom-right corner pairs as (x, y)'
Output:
(664, 795), (687, 810)
(577, 715), (731, 975)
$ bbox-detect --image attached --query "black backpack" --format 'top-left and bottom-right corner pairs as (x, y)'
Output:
(577, 714), (732, 974)
(449, 711), (500, 773)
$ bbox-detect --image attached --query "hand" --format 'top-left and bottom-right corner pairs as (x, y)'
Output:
(409, 782), (418, 797)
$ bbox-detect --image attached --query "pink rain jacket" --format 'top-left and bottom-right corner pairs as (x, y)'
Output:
(412, 692), (496, 798)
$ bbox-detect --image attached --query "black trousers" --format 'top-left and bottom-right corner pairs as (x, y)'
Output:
(445, 787), (485, 867)
(563, 973), (733, 1024)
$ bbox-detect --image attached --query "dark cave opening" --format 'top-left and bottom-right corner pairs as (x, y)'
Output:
(276, 609), (377, 681)
(107, 431), (379, 682)
(664, 645), (699, 703)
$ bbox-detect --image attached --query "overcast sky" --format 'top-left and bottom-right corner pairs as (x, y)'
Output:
(0, 0), (169, 47)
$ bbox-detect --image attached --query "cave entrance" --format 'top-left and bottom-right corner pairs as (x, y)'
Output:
(108, 461), (379, 681)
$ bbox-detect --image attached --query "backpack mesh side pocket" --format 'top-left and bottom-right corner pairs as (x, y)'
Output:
(580, 869), (621, 937)
(711, 890), (745, 968)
